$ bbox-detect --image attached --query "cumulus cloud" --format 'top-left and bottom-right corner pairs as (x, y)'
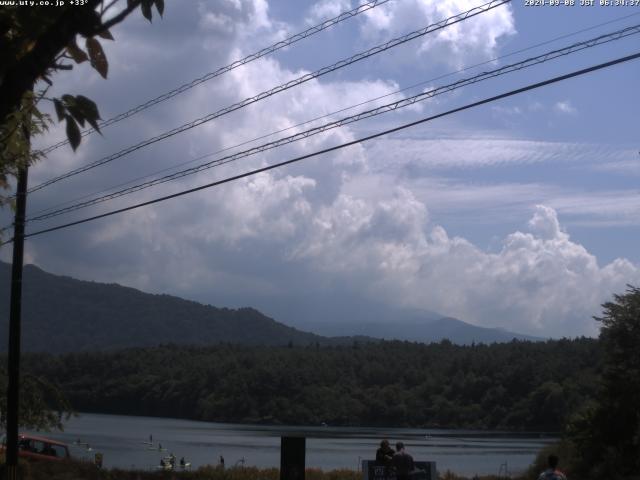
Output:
(292, 196), (640, 337)
(361, 0), (516, 67)
(306, 0), (352, 24)
(4, 0), (637, 344)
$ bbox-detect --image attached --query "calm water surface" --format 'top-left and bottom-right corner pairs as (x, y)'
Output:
(31, 413), (555, 476)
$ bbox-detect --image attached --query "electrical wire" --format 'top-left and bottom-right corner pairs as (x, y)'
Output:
(38, 0), (394, 155)
(4, 50), (636, 245)
(24, 23), (640, 223)
(26, 0), (510, 195)
(26, 10), (640, 221)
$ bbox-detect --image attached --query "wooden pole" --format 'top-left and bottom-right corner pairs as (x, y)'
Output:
(5, 157), (29, 480)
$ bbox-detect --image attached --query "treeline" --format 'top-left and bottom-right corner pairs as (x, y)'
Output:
(21, 338), (600, 431)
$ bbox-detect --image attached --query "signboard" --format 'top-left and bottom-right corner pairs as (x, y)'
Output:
(362, 460), (436, 480)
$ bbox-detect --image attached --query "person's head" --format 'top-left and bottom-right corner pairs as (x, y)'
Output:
(396, 441), (405, 451)
(380, 439), (390, 448)
(547, 454), (559, 469)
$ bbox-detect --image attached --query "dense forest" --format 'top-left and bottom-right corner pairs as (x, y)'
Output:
(21, 338), (599, 431)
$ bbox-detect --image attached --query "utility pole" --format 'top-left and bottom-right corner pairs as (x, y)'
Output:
(5, 131), (30, 480)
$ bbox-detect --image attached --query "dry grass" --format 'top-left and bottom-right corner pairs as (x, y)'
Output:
(3, 458), (534, 480)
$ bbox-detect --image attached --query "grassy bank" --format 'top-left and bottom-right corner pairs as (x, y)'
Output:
(8, 461), (362, 480)
(5, 461), (538, 480)
(4, 441), (572, 480)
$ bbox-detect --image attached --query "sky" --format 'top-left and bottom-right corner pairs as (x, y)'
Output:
(2, 0), (640, 338)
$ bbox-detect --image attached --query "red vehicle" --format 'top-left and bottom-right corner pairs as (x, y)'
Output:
(1, 433), (70, 462)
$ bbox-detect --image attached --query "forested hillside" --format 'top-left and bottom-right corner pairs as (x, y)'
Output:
(23, 338), (599, 431)
(0, 263), (352, 352)
(0, 262), (539, 350)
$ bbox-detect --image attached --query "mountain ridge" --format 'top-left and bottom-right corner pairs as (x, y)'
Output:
(0, 261), (541, 352)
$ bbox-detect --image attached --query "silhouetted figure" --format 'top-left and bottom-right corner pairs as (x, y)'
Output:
(392, 442), (414, 480)
(376, 439), (395, 465)
(180, 457), (186, 468)
(538, 454), (567, 480)
(219, 455), (225, 469)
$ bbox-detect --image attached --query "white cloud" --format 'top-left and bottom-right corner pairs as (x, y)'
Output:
(199, 11), (236, 33)
(292, 197), (640, 337)
(306, 0), (352, 24)
(7, 0), (637, 345)
(554, 100), (577, 115)
(492, 105), (522, 116)
(527, 204), (566, 241)
(361, 0), (516, 67)
(363, 137), (629, 170)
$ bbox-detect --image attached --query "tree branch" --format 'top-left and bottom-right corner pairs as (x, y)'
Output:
(95, 0), (142, 34)
(101, 0), (121, 16)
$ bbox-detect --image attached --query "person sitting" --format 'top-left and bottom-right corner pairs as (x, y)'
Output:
(392, 442), (414, 480)
(376, 439), (395, 465)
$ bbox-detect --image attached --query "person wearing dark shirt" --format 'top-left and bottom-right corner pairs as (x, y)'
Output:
(538, 454), (567, 480)
(392, 441), (414, 480)
(376, 439), (395, 465)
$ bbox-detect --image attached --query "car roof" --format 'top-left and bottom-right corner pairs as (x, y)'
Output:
(19, 434), (68, 447)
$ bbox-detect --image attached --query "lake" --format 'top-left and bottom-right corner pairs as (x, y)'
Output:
(30, 413), (556, 476)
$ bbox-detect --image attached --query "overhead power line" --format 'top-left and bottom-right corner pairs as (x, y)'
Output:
(25, 23), (640, 224)
(27, 0), (511, 195)
(39, 0), (394, 155)
(27, 10), (640, 221)
(6, 50), (637, 245)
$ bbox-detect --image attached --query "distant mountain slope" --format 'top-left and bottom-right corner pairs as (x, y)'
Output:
(302, 313), (543, 344)
(417, 316), (542, 344)
(0, 262), (338, 353)
(0, 262), (541, 353)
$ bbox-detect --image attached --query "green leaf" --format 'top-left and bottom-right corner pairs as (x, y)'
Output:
(75, 95), (102, 134)
(75, 95), (100, 119)
(86, 37), (108, 79)
(154, 0), (164, 17)
(141, 0), (153, 22)
(61, 94), (75, 105)
(68, 104), (86, 127)
(65, 116), (81, 151)
(98, 29), (114, 41)
(61, 94), (83, 126)
(66, 39), (88, 64)
(53, 99), (66, 122)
